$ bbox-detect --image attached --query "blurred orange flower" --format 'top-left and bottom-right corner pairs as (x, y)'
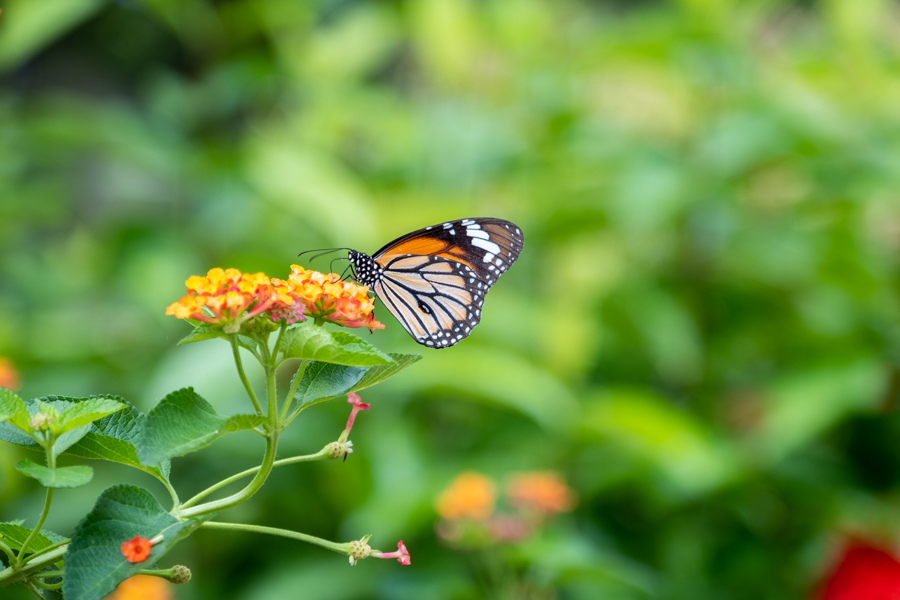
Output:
(506, 472), (576, 515)
(105, 574), (173, 600)
(272, 265), (384, 332)
(165, 268), (294, 330)
(435, 471), (497, 521)
(0, 358), (20, 390)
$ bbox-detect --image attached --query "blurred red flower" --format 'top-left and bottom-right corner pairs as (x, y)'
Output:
(817, 540), (900, 600)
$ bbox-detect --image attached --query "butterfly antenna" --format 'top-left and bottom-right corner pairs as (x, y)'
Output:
(330, 256), (350, 277)
(297, 247), (353, 264)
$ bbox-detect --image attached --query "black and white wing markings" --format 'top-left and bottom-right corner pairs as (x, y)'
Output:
(347, 217), (524, 347)
(373, 254), (487, 348)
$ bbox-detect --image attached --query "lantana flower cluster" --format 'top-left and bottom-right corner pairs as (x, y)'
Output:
(165, 266), (384, 333)
(272, 265), (384, 331)
(165, 268), (295, 332)
(435, 471), (576, 546)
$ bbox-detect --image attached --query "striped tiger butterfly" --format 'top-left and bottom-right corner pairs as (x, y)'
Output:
(346, 217), (524, 348)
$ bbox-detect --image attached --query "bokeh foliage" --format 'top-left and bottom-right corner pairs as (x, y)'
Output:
(3, 0), (900, 598)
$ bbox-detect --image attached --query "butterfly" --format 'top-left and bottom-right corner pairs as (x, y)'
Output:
(347, 217), (524, 348)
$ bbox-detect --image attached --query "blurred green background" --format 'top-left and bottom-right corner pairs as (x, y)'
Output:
(3, 0), (900, 598)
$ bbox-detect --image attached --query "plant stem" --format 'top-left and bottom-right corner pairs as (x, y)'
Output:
(178, 448), (331, 509)
(231, 334), (262, 416)
(0, 540), (15, 566)
(16, 488), (53, 565)
(20, 539), (67, 563)
(201, 521), (348, 554)
(279, 359), (308, 425)
(161, 477), (180, 509)
(0, 546), (67, 588)
(178, 359), (280, 519)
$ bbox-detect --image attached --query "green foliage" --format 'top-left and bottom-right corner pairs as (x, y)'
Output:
(136, 388), (262, 465)
(0, 521), (66, 560)
(291, 353), (421, 410)
(63, 485), (211, 600)
(15, 460), (93, 488)
(4, 0), (900, 598)
(64, 402), (171, 482)
(282, 327), (394, 366)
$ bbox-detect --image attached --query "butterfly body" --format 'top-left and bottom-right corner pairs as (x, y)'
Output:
(348, 218), (524, 348)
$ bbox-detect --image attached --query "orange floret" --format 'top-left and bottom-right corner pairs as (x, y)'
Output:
(435, 472), (497, 521)
(505, 472), (576, 515)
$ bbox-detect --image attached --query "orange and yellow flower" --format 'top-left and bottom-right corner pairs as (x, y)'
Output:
(165, 268), (296, 331)
(271, 265), (384, 332)
(505, 471), (576, 515)
(0, 358), (20, 390)
(435, 471), (497, 521)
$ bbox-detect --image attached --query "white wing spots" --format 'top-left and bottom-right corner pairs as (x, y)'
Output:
(449, 228), (456, 235)
(461, 219), (475, 226)
(515, 228), (520, 234)
(467, 229), (489, 239)
(473, 238), (502, 256)
(495, 258), (503, 267)
(443, 222), (452, 229)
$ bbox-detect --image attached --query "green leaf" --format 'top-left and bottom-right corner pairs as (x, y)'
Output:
(222, 413), (267, 433)
(0, 387), (31, 430)
(291, 353), (421, 410)
(137, 388), (262, 466)
(0, 521), (67, 551)
(352, 353), (422, 392)
(63, 485), (214, 600)
(64, 402), (170, 482)
(177, 325), (227, 345)
(282, 326), (394, 366)
(0, 395), (127, 457)
(0, 521), (67, 567)
(15, 460), (93, 488)
(178, 327), (259, 355)
(56, 397), (125, 433)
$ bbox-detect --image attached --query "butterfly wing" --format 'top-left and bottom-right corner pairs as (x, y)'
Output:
(371, 218), (524, 347)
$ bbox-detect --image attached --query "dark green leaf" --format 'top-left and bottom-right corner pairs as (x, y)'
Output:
(282, 326), (394, 366)
(63, 485), (213, 600)
(65, 402), (170, 482)
(15, 460), (93, 488)
(0, 521), (67, 553)
(291, 353), (421, 410)
(137, 388), (261, 465)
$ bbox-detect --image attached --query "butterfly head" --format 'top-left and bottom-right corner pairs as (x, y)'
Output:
(348, 250), (382, 286)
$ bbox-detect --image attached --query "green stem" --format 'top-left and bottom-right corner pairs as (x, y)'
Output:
(0, 540), (15, 566)
(201, 521), (348, 555)
(161, 477), (180, 509)
(20, 539), (68, 564)
(273, 322), (287, 360)
(25, 582), (42, 599)
(16, 488), (53, 565)
(231, 334), (263, 416)
(179, 448), (331, 510)
(178, 360), (280, 519)
(0, 546), (67, 588)
(279, 359), (308, 426)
